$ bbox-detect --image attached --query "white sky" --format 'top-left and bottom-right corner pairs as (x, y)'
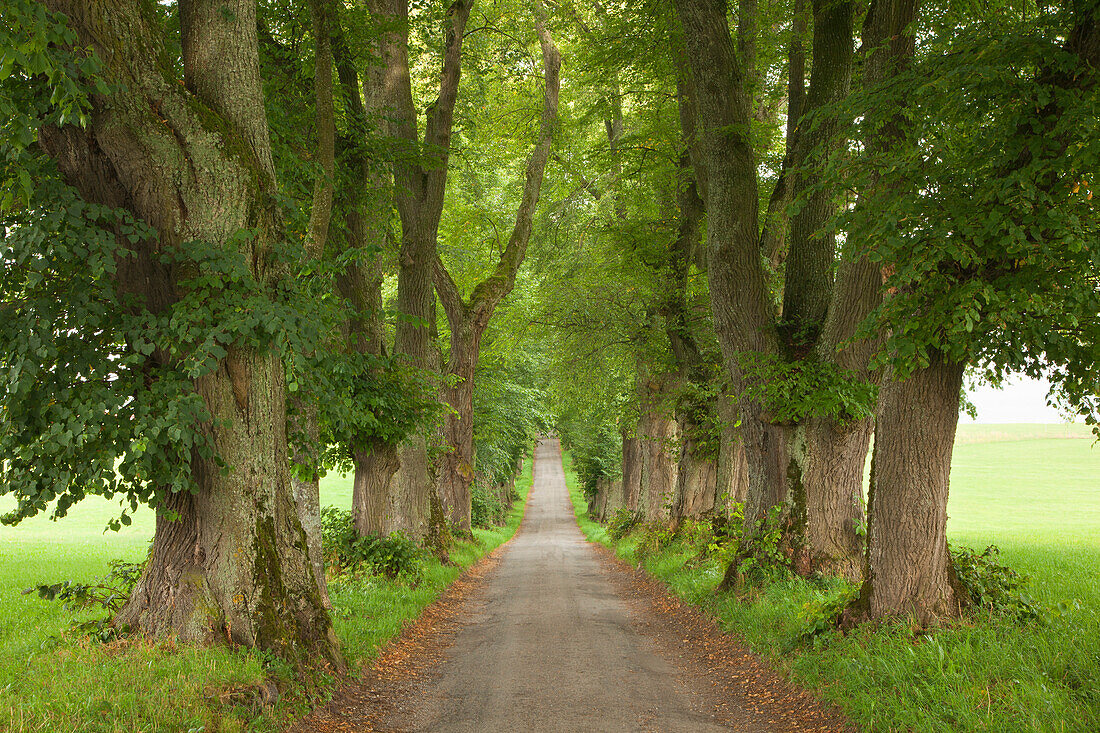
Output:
(961, 374), (1071, 424)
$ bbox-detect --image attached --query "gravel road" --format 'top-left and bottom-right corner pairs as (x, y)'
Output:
(378, 438), (728, 732)
(297, 439), (851, 733)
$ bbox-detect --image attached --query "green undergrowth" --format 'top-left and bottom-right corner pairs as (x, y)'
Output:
(0, 460), (532, 732)
(561, 449), (1100, 732)
(327, 469), (531, 667)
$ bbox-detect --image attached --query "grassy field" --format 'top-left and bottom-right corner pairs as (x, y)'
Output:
(0, 464), (533, 732)
(565, 424), (1100, 732)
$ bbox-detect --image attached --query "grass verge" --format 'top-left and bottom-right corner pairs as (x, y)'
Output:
(0, 460), (533, 732)
(561, 450), (1100, 732)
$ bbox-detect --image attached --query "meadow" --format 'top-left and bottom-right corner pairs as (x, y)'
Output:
(567, 424), (1100, 732)
(0, 466), (533, 732)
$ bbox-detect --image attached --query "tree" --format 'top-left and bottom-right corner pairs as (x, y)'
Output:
(1, 0), (341, 669)
(847, 0), (1099, 622)
(432, 6), (561, 533)
(673, 0), (879, 582)
(367, 0), (474, 545)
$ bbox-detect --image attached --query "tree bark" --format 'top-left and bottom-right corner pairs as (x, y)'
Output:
(41, 0), (341, 669)
(621, 433), (642, 512)
(352, 442), (401, 536)
(635, 375), (681, 523)
(859, 352), (968, 622)
(714, 395), (748, 508)
(672, 427), (718, 522)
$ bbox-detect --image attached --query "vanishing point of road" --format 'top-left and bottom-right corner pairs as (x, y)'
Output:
(300, 439), (850, 733)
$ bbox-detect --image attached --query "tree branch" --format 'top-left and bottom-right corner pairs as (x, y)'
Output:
(433, 255), (467, 326)
(435, 1), (561, 334)
(465, 3), (561, 326)
(423, 0), (476, 194)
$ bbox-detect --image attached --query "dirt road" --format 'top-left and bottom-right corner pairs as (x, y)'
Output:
(300, 439), (850, 732)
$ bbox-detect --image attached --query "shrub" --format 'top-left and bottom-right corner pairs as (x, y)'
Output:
(607, 508), (641, 540)
(677, 518), (717, 558)
(798, 585), (860, 642)
(951, 544), (1042, 622)
(471, 482), (507, 529)
(634, 521), (674, 561)
(27, 559), (143, 641)
(320, 506), (422, 579)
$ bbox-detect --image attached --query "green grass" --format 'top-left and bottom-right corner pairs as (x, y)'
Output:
(0, 462), (533, 732)
(564, 426), (1100, 732)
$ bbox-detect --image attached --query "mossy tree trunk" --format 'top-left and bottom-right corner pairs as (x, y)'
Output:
(41, 0), (341, 670)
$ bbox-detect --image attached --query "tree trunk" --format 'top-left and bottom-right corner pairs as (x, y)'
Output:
(637, 409), (680, 523)
(437, 325), (479, 534)
(796, 416), (870, 579)
(621, 434), (642, 512)
(331, 9), (404, 542)
(672, 431), (718, 521)
(738, 404), (790, 535)
(352, 441), (401, 537)
(291, 414), (330, 608)
(119, 351), (340, 669)
(371, 0), (474, 542)
(716, 399), (749, 508)
(388, 434), (435, 539)
(431, 10), (560, 530)
(859, 352), (968, 623)
(601, 476), (624, 521)
(672, 0), (787, 553)
(41, 0), (340, 668)
(784, 0), (920, 581)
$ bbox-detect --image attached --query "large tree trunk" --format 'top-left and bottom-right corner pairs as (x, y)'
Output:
(737, 405), (790, 535)
(352, 441), (401, 536)
(672, 430), (718, 522)
(120, 351), (340, 669)
(596, 476), (624, 522)
(40, 0), (341, 668)
(389, 435), (435, 539)
(437, 325), (479, 534)
(621, 434), (642, 511)
(637, 409), (680, 523)
(858, 352), (968, 623)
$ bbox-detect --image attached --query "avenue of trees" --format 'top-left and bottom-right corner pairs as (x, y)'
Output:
(1, 0), (1097, 672)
